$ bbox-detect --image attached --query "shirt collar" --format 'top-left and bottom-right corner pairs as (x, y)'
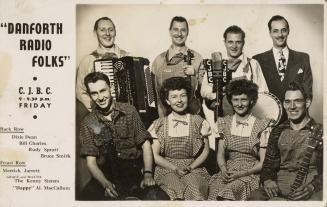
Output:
(96, 44), (121, 56)
(272, 46), (289, 57)
(281, 117), (316, 130)
(167, 45), (189, 60)
(238, 53), (246, 61)
(232, 113), (254, 123)
(94, 101), (126, 122)
(221, 51), (245, 61)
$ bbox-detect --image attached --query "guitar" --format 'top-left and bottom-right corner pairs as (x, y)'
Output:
(287, 123), (323, 198)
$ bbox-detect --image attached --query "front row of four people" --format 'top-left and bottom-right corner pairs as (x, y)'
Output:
(79, 72), (322, 200)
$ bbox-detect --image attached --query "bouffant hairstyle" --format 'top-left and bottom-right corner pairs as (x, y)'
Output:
(160, 77), (192, 114)
(226, 79), (259, 109)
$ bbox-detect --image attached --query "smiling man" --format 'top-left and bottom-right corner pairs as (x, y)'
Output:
(151, 16), (203, 117)
(76, 17), (129, 111)
(249, 81), (323, 201)
(253, 15), (313, 123)
(78, 72), (169, 200)
(201, 25), (268, 118)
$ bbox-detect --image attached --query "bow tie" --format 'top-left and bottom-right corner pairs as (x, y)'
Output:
(236, 120), (249, 127)
(172, 119), (188, 128)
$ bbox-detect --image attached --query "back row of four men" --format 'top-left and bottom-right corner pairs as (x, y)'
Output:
(76, 15), (312, 122)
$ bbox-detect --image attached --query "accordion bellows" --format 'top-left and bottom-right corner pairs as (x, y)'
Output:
(94, 56), (157, 114)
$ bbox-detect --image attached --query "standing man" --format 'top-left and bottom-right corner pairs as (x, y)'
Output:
(152, 16), (203, 117)
(76, 17), (129, 111)
(253, 15), (313, 122)
(201, 25), (268, 124)
(249, 82), (323, 201)
(79, 72), (167, 200)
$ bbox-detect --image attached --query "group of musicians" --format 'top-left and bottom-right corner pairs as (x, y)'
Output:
(76, 15), (323, 201)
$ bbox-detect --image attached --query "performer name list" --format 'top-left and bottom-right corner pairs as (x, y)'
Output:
(0, 126), (71, 192)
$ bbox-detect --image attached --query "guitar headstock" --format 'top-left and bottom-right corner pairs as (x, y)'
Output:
(309, 123), (323, 144)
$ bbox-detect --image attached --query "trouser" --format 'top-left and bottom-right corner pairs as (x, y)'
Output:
(249, 169), (322, 201)
(79, 157), (169, 200)
(79, 178), (169, 200)
(248, 187), (322, 201)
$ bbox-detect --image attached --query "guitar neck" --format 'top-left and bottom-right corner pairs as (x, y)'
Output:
(289, 143), (317, 192)
(289, 123), (323, 196)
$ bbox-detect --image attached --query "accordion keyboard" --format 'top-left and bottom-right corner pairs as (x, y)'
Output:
(94, 60), (117, 100)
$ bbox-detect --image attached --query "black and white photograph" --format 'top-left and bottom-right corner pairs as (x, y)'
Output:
(0, 0), (325, 206)
(76, 3), (324, 202)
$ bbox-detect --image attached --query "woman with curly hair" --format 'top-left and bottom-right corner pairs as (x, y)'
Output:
(208, 79), (272, 200)
(148, 77), (210, 200)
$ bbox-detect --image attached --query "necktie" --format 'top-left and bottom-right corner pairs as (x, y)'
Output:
(278, 50), (286, 81)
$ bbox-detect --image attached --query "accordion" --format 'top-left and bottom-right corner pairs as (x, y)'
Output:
(93, 56), (157, 120)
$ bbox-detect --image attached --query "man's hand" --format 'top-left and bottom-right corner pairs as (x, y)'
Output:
(104, 182), (119, 199)
(140, 173), (155, 189)
(263, 180), (280, 198)
(183, 65), (195, 76)
(288, 184), (314, 200)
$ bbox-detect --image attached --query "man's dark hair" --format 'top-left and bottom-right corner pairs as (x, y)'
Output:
(84, 72), (110, 94)
(285, 81), (311, 100)
(160, 77), (192, 114)
(223, 25), (245, 40)
(169, 16), (189, 32)
(93, 17), (116, 32)
(226, 79), (259, 109)
(268, 15), (289, 32)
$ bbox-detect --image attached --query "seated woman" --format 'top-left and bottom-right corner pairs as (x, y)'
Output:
(208, 79), (272, 200)
(148, 77), (211, 200)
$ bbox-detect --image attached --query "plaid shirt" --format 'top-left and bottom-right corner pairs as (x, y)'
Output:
(260, 118), (323, 192)
(79, 102), (151, 163)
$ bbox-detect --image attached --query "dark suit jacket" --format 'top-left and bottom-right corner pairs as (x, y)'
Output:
(253, 48), (312, 101)
(253, 48), (313, 123)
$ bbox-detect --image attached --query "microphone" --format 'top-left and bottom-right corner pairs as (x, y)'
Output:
(211, 52), (222, 79)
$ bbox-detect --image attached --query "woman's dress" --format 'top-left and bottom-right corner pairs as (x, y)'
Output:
(148, 113), (211, 200)
(208, 114), (271, 200)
